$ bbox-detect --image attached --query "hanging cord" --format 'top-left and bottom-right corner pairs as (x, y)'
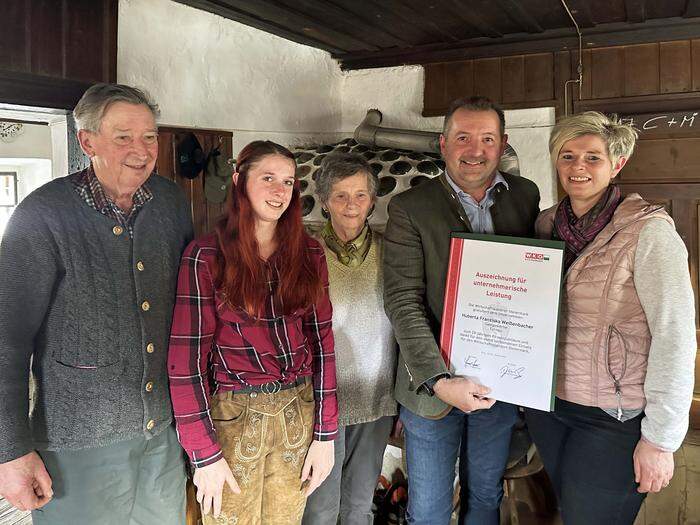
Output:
(561, 0), (583, 115)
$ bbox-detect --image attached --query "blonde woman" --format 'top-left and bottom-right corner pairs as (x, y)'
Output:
(525, 112), (696, 525)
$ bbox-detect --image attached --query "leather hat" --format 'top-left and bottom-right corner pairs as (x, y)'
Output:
(177, 133), (205, 179)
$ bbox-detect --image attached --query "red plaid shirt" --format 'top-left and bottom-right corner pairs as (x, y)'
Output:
(168, 234), (338, 467)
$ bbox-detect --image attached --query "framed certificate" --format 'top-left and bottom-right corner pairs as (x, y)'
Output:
(440, 233), (565, 411)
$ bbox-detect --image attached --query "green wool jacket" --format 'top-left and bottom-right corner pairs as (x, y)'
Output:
(383, 173), (540, 418)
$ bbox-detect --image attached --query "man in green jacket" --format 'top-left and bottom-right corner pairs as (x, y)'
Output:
(383, 96), (540, 525)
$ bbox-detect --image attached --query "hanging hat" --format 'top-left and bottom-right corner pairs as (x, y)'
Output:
(177, 133), (205, 179)
(204, 147), (233, 203)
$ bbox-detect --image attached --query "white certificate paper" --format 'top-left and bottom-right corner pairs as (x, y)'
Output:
(439, 234), (565, 411)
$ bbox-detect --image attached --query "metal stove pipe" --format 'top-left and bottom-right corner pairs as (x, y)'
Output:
(353, 109), (441, 153)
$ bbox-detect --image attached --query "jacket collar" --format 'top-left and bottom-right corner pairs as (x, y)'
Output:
(540, 193), (672, 269)
(437, 172), (516, 233)
(582, 193), (670, 253)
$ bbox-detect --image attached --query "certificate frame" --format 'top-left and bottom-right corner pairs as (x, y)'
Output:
(440, 232), (565, 411)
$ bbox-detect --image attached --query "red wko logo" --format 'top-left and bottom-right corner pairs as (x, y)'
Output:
(524, 251), (549, 261)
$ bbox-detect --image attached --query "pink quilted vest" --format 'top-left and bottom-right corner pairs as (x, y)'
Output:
(537, 194), (673, 413)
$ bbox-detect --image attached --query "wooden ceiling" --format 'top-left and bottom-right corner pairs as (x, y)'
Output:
(175, 0), (700, 69)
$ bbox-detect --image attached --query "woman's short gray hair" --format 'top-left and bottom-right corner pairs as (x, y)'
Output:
(550, 111), (638, 167)
(73, 83), (160, 132)
(315, 152), (378, 203)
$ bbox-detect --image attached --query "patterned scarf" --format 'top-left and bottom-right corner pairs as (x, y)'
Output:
(321, 221), (372, 267)
(554, 184), (622, 270)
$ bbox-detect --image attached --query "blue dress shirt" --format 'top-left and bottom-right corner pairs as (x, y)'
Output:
(444, 171), (509, 234)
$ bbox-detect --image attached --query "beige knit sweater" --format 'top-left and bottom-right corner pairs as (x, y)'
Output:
(322, 234), (398, 427)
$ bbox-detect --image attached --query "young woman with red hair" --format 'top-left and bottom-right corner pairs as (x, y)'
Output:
(168, 140), (338, 524)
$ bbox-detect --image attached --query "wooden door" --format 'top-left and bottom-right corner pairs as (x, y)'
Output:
(156, 126), (232, 524)
(614, 114), (700, 438)
(156, 126), (233, 237)
(614, 129), (700, 523)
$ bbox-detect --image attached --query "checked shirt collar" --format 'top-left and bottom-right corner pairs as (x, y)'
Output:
(71, 165), (153, 237)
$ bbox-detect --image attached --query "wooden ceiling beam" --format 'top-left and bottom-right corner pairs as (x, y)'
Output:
(289, 0), (412, 48)
(495, 0), (544, 34)
(564, 0), (596, 28)
(173, 0), (375, 53)
(684, 0), (700, 18)
(0, 70), (93, 110)
(172, 0), (344, 53)
(446, 1), (503, 38)
(361, 0), (439, 44)
(336, 18), (700, 70)
(226, 0), (381, 51)
(625, 0), (646, 23)
(396, 1), (462, 42)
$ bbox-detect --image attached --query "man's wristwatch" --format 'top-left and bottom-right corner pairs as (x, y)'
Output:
(421, 374), (450, 396)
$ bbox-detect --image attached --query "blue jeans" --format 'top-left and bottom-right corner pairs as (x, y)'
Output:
(400, 402), (518, 525)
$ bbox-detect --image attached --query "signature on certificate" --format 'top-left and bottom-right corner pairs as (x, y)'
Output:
(499, 364), (526, 379)
(464, 355), (481, 369)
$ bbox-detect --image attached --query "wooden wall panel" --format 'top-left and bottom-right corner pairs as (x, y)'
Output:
(29, 0), (64, 77)
(621, 138), (700, 183)
(554, 50), (572, 110)
(65, 2), (106, 81)
(444, 61), (473, 103)
(425, 39), (700, 115)
(0, 2), (28, 72)
(524, 53), (553, 101)
(424, 63), (447, 114)
(660, 41), (692, 93)
(0, 0), (117, 109)
(692, 40), (700, 92)
(591, 47), (625, 99)
(473, 58), (502, 101)
(501, 56), (524, 103)
(423, 52), (558, 115)
(624, 44), (659, 96)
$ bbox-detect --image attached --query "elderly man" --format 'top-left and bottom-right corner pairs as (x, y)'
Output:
(0, 83), (193, 524)
(383, 96), (540, 525)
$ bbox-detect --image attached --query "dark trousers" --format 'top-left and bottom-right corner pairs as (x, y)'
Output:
(303, 416), (393, 525)
(32, 425), (186, 525)
(525, 398), (646, 525)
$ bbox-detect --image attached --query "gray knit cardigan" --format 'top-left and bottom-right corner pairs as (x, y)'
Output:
(0, 173), (193, 463)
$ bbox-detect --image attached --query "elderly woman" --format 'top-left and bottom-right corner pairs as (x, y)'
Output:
(302, 152), (397, 525)
(525, 112), (696, 525)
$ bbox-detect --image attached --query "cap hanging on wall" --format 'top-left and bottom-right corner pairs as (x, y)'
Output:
(204, 146), (234, 203)
(177, 133), (205, 179)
